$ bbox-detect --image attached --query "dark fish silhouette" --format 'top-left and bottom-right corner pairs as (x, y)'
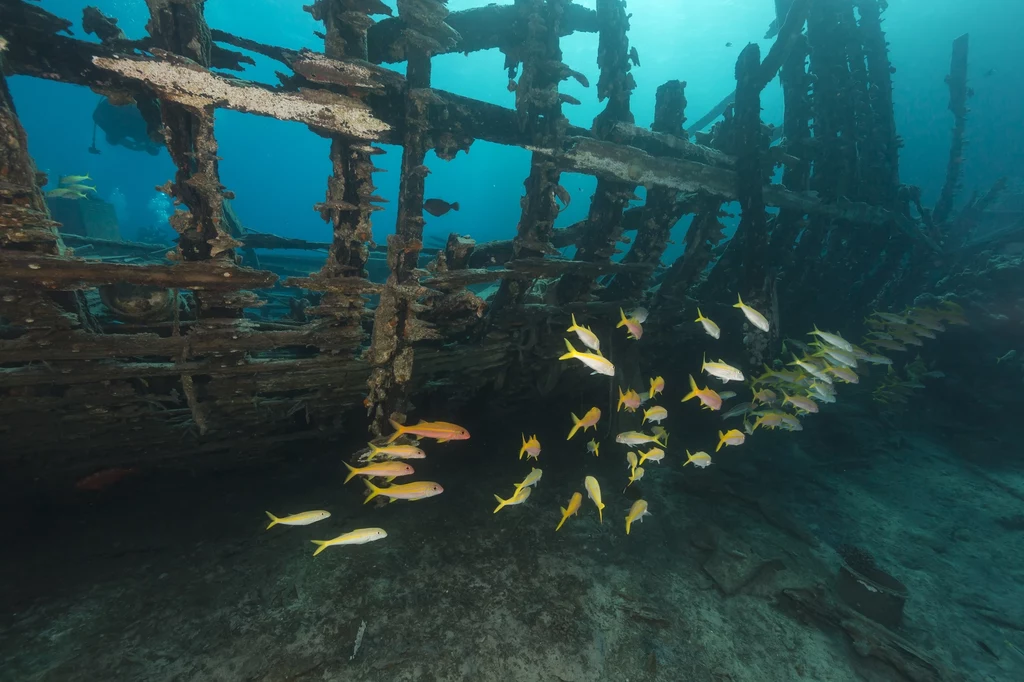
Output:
(424, 199), (459, 217)
(629, 46), (640, 67)
(92, 98), (163, 155)
(725, 42), (733, 47)
(76, 467), (138, 491)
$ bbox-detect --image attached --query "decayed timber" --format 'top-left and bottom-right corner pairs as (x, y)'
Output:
(0, 254), (277, 290)
(933, 33), (970, 225)
(92, 53), (392, 141)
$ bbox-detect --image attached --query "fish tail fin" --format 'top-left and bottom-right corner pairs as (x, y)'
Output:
(367, 442), (381, 459)
(556, 510), (568, 531)
(559, 338), (578, 360)
(493, 494), (508, 514)
(265, 511), (280, 530)
(684, 449), (693, 466)
(617, 386), (625, 412)
(598, 503), (604, 524)
(386, 418), (406, 444)
(567, 413), (581, 440)
(450, 202), (460, 211)
(695, 307), (704, 322)
(616, 308), (628, 328)
(363, 479), (383, 504)
(682, 374), (699, 403)
(716, 432), (725, 452)
(734, 293), (744, 308)
(567, 313), (579, 332)
(626, 519), (632, 535)
(343, 462), (359, 484)
(702, 352), (708, 373)
(311, 540), (330, 557)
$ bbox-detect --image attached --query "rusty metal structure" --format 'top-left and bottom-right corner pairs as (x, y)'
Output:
(0, 0), (977, 476)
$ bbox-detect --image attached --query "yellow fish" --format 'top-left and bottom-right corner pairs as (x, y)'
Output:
(782, 392), (819, 414)
(734, 293), (769, 332)
(59, 174), (92, 185)
(386, 418), (470, 444)
(587, 439), (600, 457)
(566, 313), (601, 353)
(555, 492), (583, 531)
(265, 510), (330, 529)
(364, 479), (444, 503)
(695, 307), (721, 339)
(616, 308), (644, 340)
(64, 183), (97, 194)
(367, 442), (426, 460)
(617, 386), (641, 412)
(751, 387), (777, 405)
(682, 373), (723, 410)
(311, 527), (386, 557)
(642, 405), (667, 424)
(808, 326), (853, 352)
(519, 433), (541, 460)
(649, 376), (665, 398)
(615, 430), (666, 447)
(624, 465), (645, 490)
(45, 188), (86, 199)
(637, 447), (664, 466)
(626, 451), (638, 472)
(513, 467), (543, 494)
(560, 338), (616, 376)
(683, 450), (712, 468)
(567, 406), (601, 440)
(584, 475), (605, 523)
(493, 486), (532, 513)
(651, 426), (669, 447)
(625, 499), (650, 535)
(343, 460), (415, 484)
(701, 353), (745, 383)
(825, 363), (859, 383)
(716, 429), (745, 452)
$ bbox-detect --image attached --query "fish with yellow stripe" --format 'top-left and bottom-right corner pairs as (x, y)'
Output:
(343, 460), (415, 484)
(364, 479), (443, 503)
(310, 527), (386, 557)
(386, 418), (470, 444)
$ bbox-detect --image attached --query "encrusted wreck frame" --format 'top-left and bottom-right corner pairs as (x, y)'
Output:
(0, 0), (966, 473)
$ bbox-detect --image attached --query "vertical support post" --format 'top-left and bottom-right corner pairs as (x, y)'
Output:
(307, 0), (390, 325)
(733, 44), (769, 301)
(555, 0), (636, 303)
(933, 33), (969, 225)
(489, 0), (567, 313)
(857, 0), (901, 206)
(366, 0), (453, 436)
(605, 80), (688, 301)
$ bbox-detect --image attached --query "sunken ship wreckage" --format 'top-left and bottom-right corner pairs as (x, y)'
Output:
(0, 4), (1015, 494)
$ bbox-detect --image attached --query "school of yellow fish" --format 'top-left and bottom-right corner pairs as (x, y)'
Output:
(266, 297), (965, 553)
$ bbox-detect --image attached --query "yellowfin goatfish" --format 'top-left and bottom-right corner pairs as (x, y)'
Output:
(695, 307), (721, 339)
(651, 426), (669, 447)
(519, 433), (541, 460)
(649, 376), (665, 398)
(59, 174), (92, 185)
(626, 451), (638, 471)
(386, 419), (470, 444)
(366, 442), (426, 460)
(682, 373), (723, 410)
(826, 364), (859, 383)
(625, 499), (651, 535)
(808, 326), (853, 352)
(265, 510), (330, 529)
(587, 439), (600, 457)
(702, 353), (745, 383)
(64, 183), (97, 194)
(862, 353), (893, 365)
(45, 188), (85, 199)
(718, 391), (737, 400)
(567, 406), (601, 440)
(624, 466), (644, 490)
(637, 447), (664, 466)
(642, 405), (667, 424)
(493, 486), (532, 513)
(782, 393), (819, 414)
(716, 429), (745, 452)
(513, 467), (543, 494)
(566, 313), (601, 353)
(343, 460), (415, 484)
(310, 527), (386, 557)
(752, 387), (777, 405)
(555, 492), (582, 531)
(684, 450), (712, 468)
(616, 308), (644, 340)
(630, 307), (650, 324)
(560, 339), (616, 376)
(616, 430), (666, 447)
(584, 475), (605, 523)
(363, 479), (443, 503)
(617, 386), (641, 412)
(734, 294), (769, 332)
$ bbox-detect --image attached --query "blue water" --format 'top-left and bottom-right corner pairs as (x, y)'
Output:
(12, 0), (1023, 256)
